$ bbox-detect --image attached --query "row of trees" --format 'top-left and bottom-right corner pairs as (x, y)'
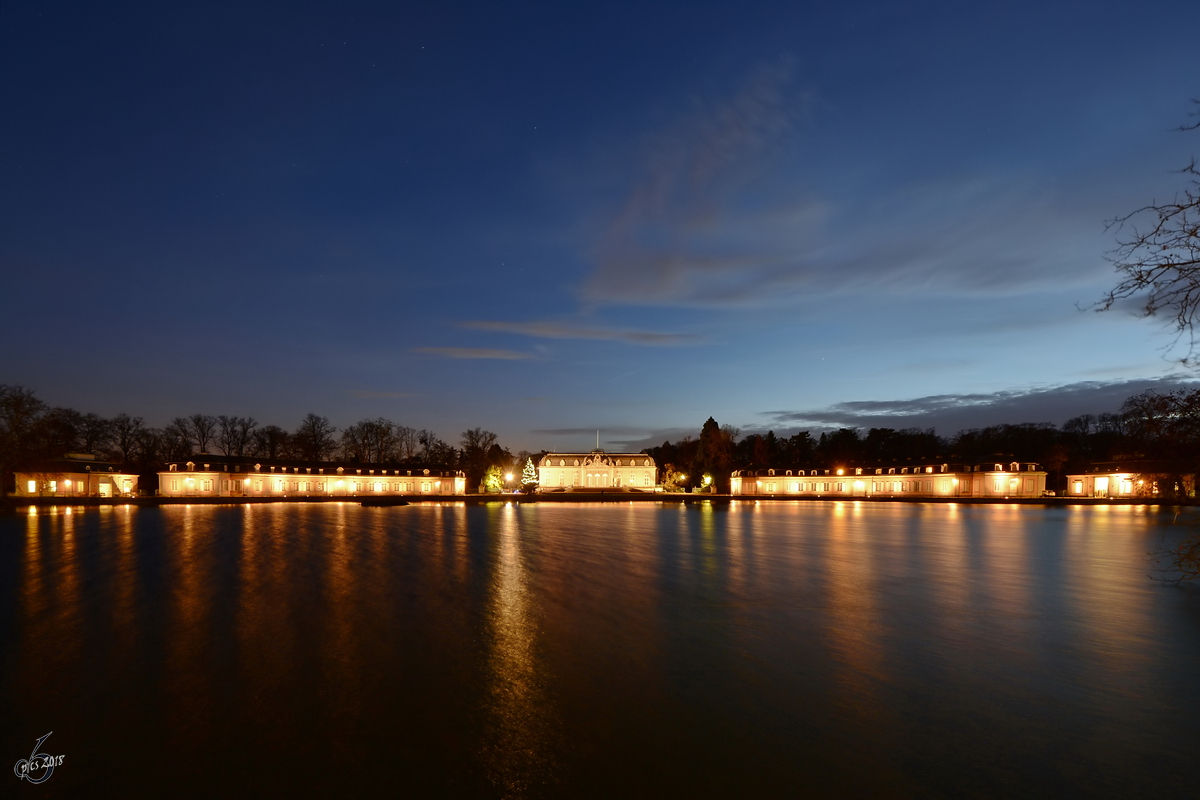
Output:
(0, 384), (531, 493)
(647, 389), (1200, 494)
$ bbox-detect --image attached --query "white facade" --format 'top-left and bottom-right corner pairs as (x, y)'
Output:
(158, 458), (466, 498)
(537, 451), (657, 490)
(16, 469), (138, 498)
(1065, 469), (1193, 498)
(15, 456), (138, 498)
(731, 462), (1047, 499)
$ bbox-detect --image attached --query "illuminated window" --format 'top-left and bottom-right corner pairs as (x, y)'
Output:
(50, 481), (57, 492)
(27, 480), (36, 493)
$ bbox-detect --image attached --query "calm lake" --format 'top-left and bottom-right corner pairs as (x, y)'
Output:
(2, 501), (1197, 797)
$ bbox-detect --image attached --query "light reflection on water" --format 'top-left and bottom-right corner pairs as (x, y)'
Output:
(482, 504), (561, 794)
(1, 501), (1198, 797)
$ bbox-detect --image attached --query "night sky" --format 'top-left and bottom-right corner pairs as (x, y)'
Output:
(3, 0), (1198, 452)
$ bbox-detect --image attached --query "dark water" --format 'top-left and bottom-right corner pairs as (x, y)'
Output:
(1, 501), (1197, 797)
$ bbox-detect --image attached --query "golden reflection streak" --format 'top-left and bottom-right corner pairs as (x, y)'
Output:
(21, 507), (48, 631)
(164, 505), (217, 735)
(323, 503), (362, 723)
(1062, 506), (1158, 685)
(699, 503), (718, 580)
(978, 505), (1035, 663)
(931, 504), (974, 649)
(482, 504), (560, 796)
(52, 507), (83, 666)
(822, 501), (887, 717)
(111, 505), (139, 652)
(237, 504), (263, 674)
(725, 503), (746, 594)
(454, 504), (469, 586)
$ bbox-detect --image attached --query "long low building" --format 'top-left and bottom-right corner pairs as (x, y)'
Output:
(15, 454), (139, 498)
(731, 461), (1047, 499)
(1066, 461), (1194, 498)
(158, 456), (466, 498)
(538, 450), (657, 490)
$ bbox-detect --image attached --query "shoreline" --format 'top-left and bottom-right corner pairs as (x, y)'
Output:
(2, 493), (1193, 512)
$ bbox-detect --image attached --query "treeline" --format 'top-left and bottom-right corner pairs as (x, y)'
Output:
(646, 389), (1200, 493)
(0, 385), (530, 493)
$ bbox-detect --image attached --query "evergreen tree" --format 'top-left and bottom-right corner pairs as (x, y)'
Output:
(520, 457), (539, 492)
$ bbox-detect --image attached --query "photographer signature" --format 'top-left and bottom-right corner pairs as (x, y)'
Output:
(13, 732), (64, 785)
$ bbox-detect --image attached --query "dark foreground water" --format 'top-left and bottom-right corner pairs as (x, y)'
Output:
(2, 501), (1198, 797)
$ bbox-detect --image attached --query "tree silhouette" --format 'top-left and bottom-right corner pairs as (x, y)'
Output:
(1098, 101), (1200, 360)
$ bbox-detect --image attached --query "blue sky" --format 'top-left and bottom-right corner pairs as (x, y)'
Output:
(2, 0), (1198, 451)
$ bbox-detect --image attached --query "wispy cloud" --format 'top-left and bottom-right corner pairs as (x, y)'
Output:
(585, 61), (813, 308)
(411, 347), (535, 360)
(463, 319), (701, 346)
(761, 376), (1198, 434)
(346, 390), (416, 399)
(531, 426), (650, 436)
(581, 63), (1107, 311)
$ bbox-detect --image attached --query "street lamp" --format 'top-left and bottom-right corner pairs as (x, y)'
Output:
(505, 472), (513, 493)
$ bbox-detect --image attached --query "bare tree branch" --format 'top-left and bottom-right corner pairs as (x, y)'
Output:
(1096, 100), (1200, 361)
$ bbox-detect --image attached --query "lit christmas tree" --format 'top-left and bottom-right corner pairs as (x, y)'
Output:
(520, 457), (539, 492)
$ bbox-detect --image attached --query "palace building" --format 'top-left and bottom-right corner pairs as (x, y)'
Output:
(537, 451), (657, 490)
(15, 454), (139, 498)
(1065, 461), (1194, 498)
(158, 455), (466, 498)
(731, 461), (1047, 499)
